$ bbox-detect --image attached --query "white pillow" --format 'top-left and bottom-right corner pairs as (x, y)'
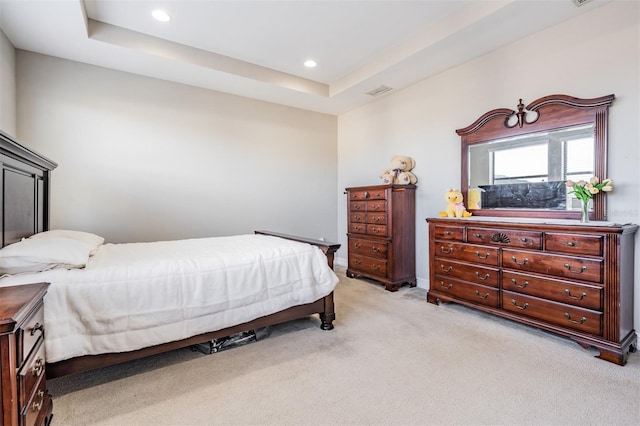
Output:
(0, 237), (94, 275)
(29, 229), (105, 250)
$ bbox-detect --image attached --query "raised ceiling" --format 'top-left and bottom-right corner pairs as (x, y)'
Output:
(0, 0), (605, 115)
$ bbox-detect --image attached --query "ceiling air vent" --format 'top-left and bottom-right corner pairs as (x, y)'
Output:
(571, 0), (593, 6)
(365, 85), (393, 97)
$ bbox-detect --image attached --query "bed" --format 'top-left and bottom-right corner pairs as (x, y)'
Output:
(0, 130), (340, 378)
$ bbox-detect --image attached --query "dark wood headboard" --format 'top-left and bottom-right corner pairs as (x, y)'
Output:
(0, 131), (57, 247)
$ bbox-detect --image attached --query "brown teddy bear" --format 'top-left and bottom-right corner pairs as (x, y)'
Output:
(379, 155), (417, 185)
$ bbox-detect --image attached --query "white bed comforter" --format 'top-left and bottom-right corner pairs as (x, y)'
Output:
(0, 234), (339, 363)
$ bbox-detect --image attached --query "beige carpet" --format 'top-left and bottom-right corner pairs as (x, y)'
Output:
(48, 268), (640, 425)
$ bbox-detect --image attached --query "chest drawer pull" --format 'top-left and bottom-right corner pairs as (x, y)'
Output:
(475, 251), (490, 259)
(440, 281), (453, 289)
(510, 256), (529, 266)
(32, 390), (44, 412)
(562, 241), (577, 247)
(475, 290), (489, 299)
(510, 278), (529, 288)
(354, 259), (362, 265)
(371, 246), (380, 253)
(371, 227), (382, 234)
(32, 357), (44, 377)
(564, 264), (587, 274)
(440, 265), (452, 273)
(564, 289), (587, 300)
(474, 233), (482, 238)
(372, 217), (381, 223)
(564, 313), (587, 325)
(440, 246), (453, 254)
(30, 322), (44, 336)
(444, 231), (453, 236)
(353, 215), (362, 221)
(511, 299), (529, 310)
(520, 238), (529, 242)
(475, 272), (490, 280)
(354, 243), (362, 249)
(353, 204), (362, 210)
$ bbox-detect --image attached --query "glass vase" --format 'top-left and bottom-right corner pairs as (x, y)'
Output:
(580, 198), (590, 223)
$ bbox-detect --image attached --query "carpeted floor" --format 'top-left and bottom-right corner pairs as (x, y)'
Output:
(48, 268), (640, 425)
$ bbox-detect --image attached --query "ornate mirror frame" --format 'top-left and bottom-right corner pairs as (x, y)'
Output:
(458, 94), (614, 221)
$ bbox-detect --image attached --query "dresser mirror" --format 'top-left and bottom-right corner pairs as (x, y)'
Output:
(458, 94), (614, 220)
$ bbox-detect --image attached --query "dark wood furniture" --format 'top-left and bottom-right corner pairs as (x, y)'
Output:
(427, 217), (637, 365)
(0, 131), (340, 379)
(345, 184), (416, 291)
(460, 94), (614, 220)
(1, 283), (53, 426)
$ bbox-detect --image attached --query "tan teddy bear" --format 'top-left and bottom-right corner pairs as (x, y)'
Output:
(439, 189), (472, 218)
(379, 155), (417, 185)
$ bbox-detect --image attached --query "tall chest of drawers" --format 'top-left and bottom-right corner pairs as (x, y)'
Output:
(346, 184), (416, 291)
(427, 217), (638, 365)
(1, 283), (53, 426)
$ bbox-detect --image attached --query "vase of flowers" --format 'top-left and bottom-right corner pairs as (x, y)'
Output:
(566, 176), (613, 223)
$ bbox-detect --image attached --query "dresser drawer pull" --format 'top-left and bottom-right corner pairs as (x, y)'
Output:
(372, 217), (381, 222)
(475, 272), (490, 280)
(444, 231), (453, 236)
(32, 390), (44, 412)
(475, 251), (490, 259)
(371, 205), (381, 211)
(519, 238), (529, 243)
(353, 205), (362, 210)
(473, 233), (483, 238)
(474, 290), (490, 299)
(440, 246), (453, 254)
(440, 265), (452, 273)
(511, 278), (529, 289)
(564, 264), (587, 274)
(32, 358), (44, 377)
(353, 225), (362, 231)
(353, 215), (362, 221)
(354, 259), (362, 265)
(371, 246), (380, 253)
(354, 243), (362, 249)
(510, 256), (528, 266)
(562, 241), (577, 247)
(564, 313), (587, 325)
(440, 281), (453, 289)
(371, 228), (382, 233)
(30, 322), (44, 336)
(372, 265), (381, 271)
(511, 299), (529, 310)
(564, 289), (587, 300)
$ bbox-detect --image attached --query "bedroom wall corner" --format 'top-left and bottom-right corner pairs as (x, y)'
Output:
(0, 29), (16, 136)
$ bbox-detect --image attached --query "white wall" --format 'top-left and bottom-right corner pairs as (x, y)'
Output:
(0, 29), (16, 135)
(16, 52), (338, 244)
(337, 2), (640, 327)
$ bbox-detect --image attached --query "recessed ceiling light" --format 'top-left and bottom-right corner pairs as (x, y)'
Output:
(152, 10), (171, 22)
(304, 60), (317, 68)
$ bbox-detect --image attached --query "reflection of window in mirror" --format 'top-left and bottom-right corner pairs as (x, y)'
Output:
(468, 124), (594, 211)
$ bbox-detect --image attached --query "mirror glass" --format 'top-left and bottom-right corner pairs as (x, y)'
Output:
(468, 124), (594, 212)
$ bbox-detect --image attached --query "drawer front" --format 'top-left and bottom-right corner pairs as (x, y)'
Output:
(433, 277), (499, 308)
(503, 291), (602, 335)
(434, 242), (499, 266)
(367, 212), (387, 225)
(19, 338), (46, 409)
(20, 373), (47, 426)
(467, 227), (542, 249)
(350, 201), (366, 212)
(349, 189), (386, 200)
(366, 224), (388, 237)
(502, 271), (602, 310)
(366, 200), (386, 212)
(434, 259), (499, 287)
(19, 305), (45, 366)
(349, 223), (367, 234)
(349, 254), (387, 278)
(349, 238), (389, 259)
(544, 232), (603, 256)
(433, 225), (464, 241)
(502, 249), (602, 283)
(349, 212), (366, 223)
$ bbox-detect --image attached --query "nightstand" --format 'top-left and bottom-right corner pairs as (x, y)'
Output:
(1, 283), (53, 425)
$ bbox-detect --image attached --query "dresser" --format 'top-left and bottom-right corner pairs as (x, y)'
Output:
(1, 283), (53, 426)
(427, 217), (638, 365)
(346, 184), (416, 291)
